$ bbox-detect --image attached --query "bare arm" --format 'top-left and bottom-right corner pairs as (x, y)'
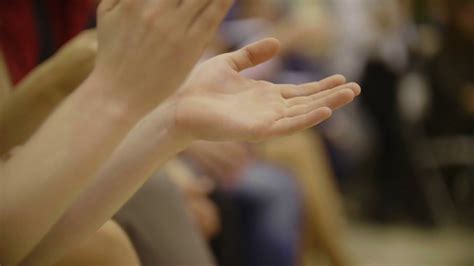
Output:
(0, 52), (12, 103)
(21, 100), (190, 266)
(0, 30), (97, 156)
(0, 75), (139, 264)
(54, 220), (140, 266)
(22, 39), (360, 266)
(0, 0), (231, 264)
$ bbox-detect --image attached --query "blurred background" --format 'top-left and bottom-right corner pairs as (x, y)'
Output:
(1, 0), (473, 265)
(212, 1), (474, 265)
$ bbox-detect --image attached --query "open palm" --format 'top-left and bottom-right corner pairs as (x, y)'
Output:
(172, 39), (361, 142)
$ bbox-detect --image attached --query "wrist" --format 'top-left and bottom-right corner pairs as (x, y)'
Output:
(76, 73), (141, 126)
(150, 98), (196, 150)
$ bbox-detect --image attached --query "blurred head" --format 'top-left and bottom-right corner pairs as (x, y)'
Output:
(445, 0), (474, 40)
(237, 0), (288, 21)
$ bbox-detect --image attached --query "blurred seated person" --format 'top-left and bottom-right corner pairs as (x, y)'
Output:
(419, 0), (474, 221)
(423, 0), (474, 138)
(0, 22), (360, 266)
(1, 1), (359, 265)
(182, 141), (302, 266)
(0, 6), (216, 265)
(213, 1), (352, 265)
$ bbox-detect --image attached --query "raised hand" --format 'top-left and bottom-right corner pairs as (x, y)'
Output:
(0, 1), (233, 264)
(11, 39), (357, 266)
(92, 0), (233, 113)
(167, 38), (361, 142)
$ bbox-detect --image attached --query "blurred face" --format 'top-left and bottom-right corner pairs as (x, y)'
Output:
(240, 0), (281, 20)
(455, 2), (474, 40)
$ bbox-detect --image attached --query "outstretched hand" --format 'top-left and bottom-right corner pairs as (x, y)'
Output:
(92, 0), (233, 113)
(165, 38), (361, 142)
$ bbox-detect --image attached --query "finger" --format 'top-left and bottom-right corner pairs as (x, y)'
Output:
(185, 176), (214, 196)
(219, 143), (249, 164)
(98, 0), (121, 16)
(269, 108), (333, 138)
(220, 156), (244, 174)
(204, 149), (241, 174)
(286, 89), (354, 117)
(199, 154), (231, 178)
(144, 0), (180, 10)
(141, 0), (182, 25)
(196, 176), (216, 194)
(196, 154), (221, 176)
(281, 74), (346, 98)
(189, 0), (234, 38)
(184, 183), (208, 197)
(179, 0), (212, 26)
(286, 82), (360, 106)
(317, 88), (356, 111)
(221, 38), (281, 72)
(311, 82), (361, 100)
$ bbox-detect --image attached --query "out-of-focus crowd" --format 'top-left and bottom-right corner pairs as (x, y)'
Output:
(203, 0), (474, 264)
(1, 0), (473, 265)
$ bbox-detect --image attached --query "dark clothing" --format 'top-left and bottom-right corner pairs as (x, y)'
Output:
(211, 162), (302, 266)
(424, 29), (474, 137)
(360, 60), (433, 224)
(421, 28), (474, 224)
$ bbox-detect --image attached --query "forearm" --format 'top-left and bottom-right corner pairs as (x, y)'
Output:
(0, 74), (142, 265)
(54, 220), (140, 266)
(0, 31), (96, 156)
(1, 0), (235, 262)
(21, 101), (192, 266)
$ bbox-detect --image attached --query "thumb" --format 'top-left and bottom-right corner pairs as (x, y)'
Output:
(224, 38), (281, 72)
(97, 0), (120, 17)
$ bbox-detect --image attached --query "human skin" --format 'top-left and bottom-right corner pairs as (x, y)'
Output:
(184, 140), (252, 186)
(0, 32), (358, 266)
(259, 131), (351, 266)
(54, 220), (140, 266)
(0, 53), (11, 103)
(0, 30), (98, 157)
(0, 0), (233, 264)
(20, 38), (360, 266)
(1, 41), (217, 263)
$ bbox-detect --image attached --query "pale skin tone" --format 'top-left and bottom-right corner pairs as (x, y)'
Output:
(0, 0), (233, 263)
(1, 1), (360, 265)
(0, 31), (354, 266)
(0, 29), (353, 266)
(21, 38), (360, 266)
(0, 30), (97, 156)
(0, 32), (213, 264)
(184, 141), (252, 186)
(54, 220), (140, 266)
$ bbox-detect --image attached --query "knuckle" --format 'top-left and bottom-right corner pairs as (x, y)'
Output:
(216, 0), (232, 10)
(122, 0), (137, 9)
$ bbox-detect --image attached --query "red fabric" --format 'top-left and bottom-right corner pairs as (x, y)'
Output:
(0, 1), (38, 85)
(0, 0), (95, 85)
